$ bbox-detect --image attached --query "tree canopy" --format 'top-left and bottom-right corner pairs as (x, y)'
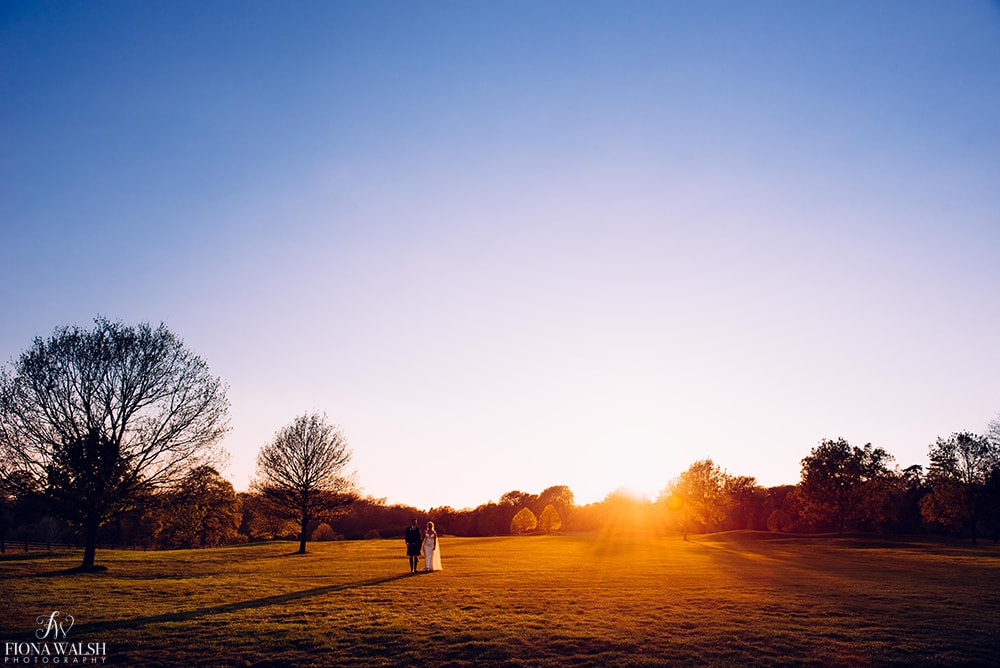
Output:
(252, 412), (358, 554)
(510, 507), (537, 534)
(797, 438), (894, 534)
(0, 318), (229, 569)
(921, 432), (999, 544)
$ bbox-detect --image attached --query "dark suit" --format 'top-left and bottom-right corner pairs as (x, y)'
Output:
(405, 525), (422, 557)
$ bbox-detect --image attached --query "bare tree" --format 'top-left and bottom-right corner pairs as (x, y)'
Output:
(252, 412), (358, 554)
(0, 317), (230, 570)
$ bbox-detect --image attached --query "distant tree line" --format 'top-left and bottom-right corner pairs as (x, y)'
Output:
(326, 422), (1000, 544)
(6, 421), (1000, 550)
(3, 318), (1000, 562)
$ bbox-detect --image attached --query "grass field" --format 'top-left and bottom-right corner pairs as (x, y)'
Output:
(2, 532), (999, 666)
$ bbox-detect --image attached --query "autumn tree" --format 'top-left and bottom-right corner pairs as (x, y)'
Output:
(252, 412), (358, 554)
(510, 507), (537, 534)
(538, 504), (562, 532)
(536, 485), (574, 522)
(920, 432), (999, 544)
(797, 438), (893, 534)
(0, 318), (229, 570)
(497, 490), (538, 535)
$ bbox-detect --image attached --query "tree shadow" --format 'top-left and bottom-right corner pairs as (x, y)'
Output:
(7, 548), (333, 580)
(263, 549), (322, 559)
(70, 572), (414, 635)
(30, 565), (108, 577)
(0, 551), (74, 563)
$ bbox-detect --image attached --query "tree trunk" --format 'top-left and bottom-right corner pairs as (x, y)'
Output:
(297, 512), (309, 554)
(968, 493), (978, 545)
(81, 518), (99, 569)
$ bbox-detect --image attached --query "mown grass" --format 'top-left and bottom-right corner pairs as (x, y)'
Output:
(2, 533), (999, 666)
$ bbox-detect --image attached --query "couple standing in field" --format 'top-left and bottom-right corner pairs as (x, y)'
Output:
(405, 519), (442, 573)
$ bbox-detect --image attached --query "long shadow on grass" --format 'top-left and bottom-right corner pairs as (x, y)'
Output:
(70, 572), (414, 636)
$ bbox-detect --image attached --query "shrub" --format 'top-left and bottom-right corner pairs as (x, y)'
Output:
(313, 523), (339, 541)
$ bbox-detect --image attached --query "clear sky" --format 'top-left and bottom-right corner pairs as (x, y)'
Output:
(2, 1), (999, 510)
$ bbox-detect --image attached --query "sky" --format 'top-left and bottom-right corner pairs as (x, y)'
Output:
(2, 1), (999, 510)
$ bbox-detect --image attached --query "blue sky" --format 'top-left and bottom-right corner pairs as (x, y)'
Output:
(2, 1), (999, 509)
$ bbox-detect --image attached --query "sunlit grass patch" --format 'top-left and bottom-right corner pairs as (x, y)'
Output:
(2, 534), (999, 666)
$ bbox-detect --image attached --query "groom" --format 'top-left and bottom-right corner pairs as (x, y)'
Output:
(404, 519), (422, 573)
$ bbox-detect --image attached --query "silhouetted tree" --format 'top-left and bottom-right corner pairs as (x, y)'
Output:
(858, 468), (909, 534)
(987, 414), (1000, 540)
(443, 508), (476, 536)
(536, 485), (575, 519)
(722, 475), (763, 530)
(428, 506), (459, 536)
(332, 497), (425, 539)
(471, 502), (505, 535)
(0, 468), (27, 551)
(334, 497), (388, 539)
(891, 465), (926, 534)
(981, 467), (1000, 543)
(104, 488), (161, 548)
(798, 438), (893, 534)
(764, 485), (802, 532)
(252, 412), (358, 554)
(500, 490), (538, 510)
(0, 318), (229, 569)
(921, 432), (999, 544)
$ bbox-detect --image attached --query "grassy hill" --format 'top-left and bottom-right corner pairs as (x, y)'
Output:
(2, 533), (999, 666)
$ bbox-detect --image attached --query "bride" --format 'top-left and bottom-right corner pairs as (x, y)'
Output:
(422, 521), (442, 572)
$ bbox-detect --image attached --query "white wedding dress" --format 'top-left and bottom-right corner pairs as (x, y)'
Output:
(423, 531), (443, 571)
